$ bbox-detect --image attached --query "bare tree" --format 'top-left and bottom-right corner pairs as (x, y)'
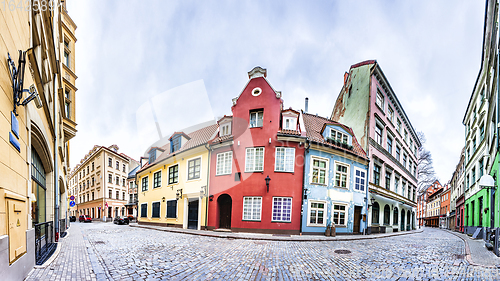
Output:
(417, 132), (438, 192)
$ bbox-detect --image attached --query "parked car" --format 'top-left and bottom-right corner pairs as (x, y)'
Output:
(113, 216), (129, 225)
(79, 215), (92, 223)
(69, 216), (76, 222)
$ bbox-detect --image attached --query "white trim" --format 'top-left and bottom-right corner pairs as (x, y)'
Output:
(331, 202), (348, 227)
(310, 156), (329, 185)
(186, 155), (203, 181)
(216, 151), (233, 175)
(306, 200), (327, 227)
(274, 147), (295, 173)
(245, 147), (265, 172)
(353, 167), (366, 193)
(151, 200), (161, 218)
(333, 161), (350, 189)
(242, 196), (262, 221)
(251, 87), (262, 96)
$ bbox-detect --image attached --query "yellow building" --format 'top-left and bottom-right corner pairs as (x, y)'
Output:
(68, 145), (139, 221)
(0, 1), (77, 279)
(137, 124), (217, 229)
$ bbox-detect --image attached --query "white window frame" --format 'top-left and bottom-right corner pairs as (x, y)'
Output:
(330, 128), (349, 143)
(332, 203), (348, 227)
(249, 110), (264, 128)
(245, 147), (264, 172)
(243, 197), (262, 221)
(310, 156), (329, 185)
(153, 170), (162, 188)
(283, 117), (297, 130)
(221, 123), (231, 136)
(388, 106), (394, 123)
(271, 197), (292, 222)
(274, 147), (295, 172)
(334, 161), (349, 189)
(354, 167), (366, 192)
(141, 176), (149, 192)
(375, 125), (383, 145)
(151, 200), (161, 218)
(216, 151), (233, 176)
(187, 156), (202, 181)
(168, 164), (179, 184)
(376, 89), (384, 109)
(307, 200), (327, 227)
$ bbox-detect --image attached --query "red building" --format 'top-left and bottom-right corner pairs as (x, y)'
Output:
(207, 67), (305, 234)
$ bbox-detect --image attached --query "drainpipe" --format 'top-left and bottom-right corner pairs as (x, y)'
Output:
(495, 6), (499, 230)
(204, 143), (211, 230)
(300, 140), (310, 235)
(364, 158), (370, 235)
(53, 73), (59, 242)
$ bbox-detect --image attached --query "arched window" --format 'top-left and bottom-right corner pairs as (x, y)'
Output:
(32, 148), (46, 226)
(407, 211), (411, 230)
(383, 205), (390, 225)
(372, 202), (380, 224)
(393, 207), (399, 225)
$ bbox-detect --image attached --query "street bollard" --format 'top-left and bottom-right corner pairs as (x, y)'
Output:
(325, 225), (331, 236)
(331, 224), (336, 237)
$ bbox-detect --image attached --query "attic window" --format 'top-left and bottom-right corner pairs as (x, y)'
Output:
(171, 135), (181, 152)
(252, 87), (262, 96)
(330, 129), (349, 144)
(221, 123), (231, 136)
(149, 149), (156, 163)
(283, 117), (296, 130)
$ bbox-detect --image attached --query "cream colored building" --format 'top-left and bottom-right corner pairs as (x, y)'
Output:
(0, 1), (78, 279)
(68, 145), (139, 221)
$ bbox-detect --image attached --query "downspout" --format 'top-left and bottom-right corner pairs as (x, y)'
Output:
(495, 4), (499, 230)
(364, 158), (370, 235)
(53, 74), (59, 241)
(204, 143), (211, 230)
(300, 140), (310, 235)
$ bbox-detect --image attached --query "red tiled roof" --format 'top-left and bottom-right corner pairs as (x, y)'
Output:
(278, 129), (301, 136)
(302, 113), (367, 159)
(210, 134), (233, 144)
(138, 124), (218, 173)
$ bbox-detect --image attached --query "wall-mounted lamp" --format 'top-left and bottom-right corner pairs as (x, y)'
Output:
(209, 195), (214, 201)
(265, 175), (271, 192)
(176, 189), (183, 200)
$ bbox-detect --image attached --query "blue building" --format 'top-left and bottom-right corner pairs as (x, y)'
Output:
(301, 113), (369, 234)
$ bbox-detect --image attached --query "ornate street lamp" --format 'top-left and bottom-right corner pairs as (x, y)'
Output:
(265, 175), (271, 192)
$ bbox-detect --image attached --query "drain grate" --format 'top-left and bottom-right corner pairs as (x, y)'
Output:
(94, 241), (106, 244)
(334, 249), (351, 254)
(455, 254), (465, 259)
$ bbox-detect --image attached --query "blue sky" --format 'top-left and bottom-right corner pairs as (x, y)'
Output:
(67, 0), (485, 183)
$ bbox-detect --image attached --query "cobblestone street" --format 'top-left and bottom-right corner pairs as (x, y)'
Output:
(26, 222), (500, 281)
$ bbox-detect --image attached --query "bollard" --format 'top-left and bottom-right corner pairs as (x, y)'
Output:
(331, 224), (336, 237)
(325, 226), (331, 236)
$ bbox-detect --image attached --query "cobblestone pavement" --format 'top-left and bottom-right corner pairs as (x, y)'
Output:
(26, 222), (500, 281)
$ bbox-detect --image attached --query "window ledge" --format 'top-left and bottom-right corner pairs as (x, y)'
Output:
(306, 224), (327, 227)
(310, 183), (327, 186)
(271, 221), (292, 223)
(242, 219), (261, 222)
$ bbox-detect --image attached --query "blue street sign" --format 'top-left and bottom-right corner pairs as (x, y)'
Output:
(69, 201), (75, 207)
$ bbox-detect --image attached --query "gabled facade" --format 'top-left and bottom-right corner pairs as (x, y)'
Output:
(439, 184), (452, 229)
(301, 113), (369, 234)
(332, 60), (420, 233)
(450, 148), (465, 232)
(137, 124), (217, 230)
(206, 67), (306, 234)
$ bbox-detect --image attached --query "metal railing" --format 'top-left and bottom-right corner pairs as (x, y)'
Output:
(35, 221), (56, 265)
(59, 218), (67, 237)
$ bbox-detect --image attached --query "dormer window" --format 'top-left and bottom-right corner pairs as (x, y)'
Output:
(249, 110), (263, 128)
(283, 117), (296, 130)
(149, 149), (156, 163)
(330, 129), (348, 144)
(221, 123), (231, 136)
(170, 135), (181, 152)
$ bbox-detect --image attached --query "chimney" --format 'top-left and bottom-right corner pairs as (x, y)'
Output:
(305, 97), (309, 113)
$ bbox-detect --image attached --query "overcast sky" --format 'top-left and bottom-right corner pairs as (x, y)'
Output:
(67, 0), (485, 183)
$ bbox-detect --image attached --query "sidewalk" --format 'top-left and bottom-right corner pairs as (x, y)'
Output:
(444, 229), (500, 268)
(130, 223), (423, 241)
(24, 223), (100, 281)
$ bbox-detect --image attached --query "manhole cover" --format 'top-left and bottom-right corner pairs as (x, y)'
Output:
(94, 241), (105, 244)
(334, 249), (351, 254)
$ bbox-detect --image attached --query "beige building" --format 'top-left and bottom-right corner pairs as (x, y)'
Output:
(68, 145), (139, 221)
(0, 1), (78, 279)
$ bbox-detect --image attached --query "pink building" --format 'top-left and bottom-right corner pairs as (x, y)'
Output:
(332, 60), (420, 233)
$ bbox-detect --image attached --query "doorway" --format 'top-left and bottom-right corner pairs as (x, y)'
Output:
(353, 206), (362, 233)
(218, 194), (232, 229)
(188, 200), (199, 229)
(401, 209), (405, 231)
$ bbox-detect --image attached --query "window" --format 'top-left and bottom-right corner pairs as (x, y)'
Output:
(383, 205), (390, 225)
(168, 165), (179, 184)
(221, 123), (231, 136)
(479, 159), (484, 178)
(153, 171), (161, 188)
(116, 191), (119, 199)
(116, 176), (119, 185)
(188, 158), (201, 180)
(275, 147), (295, 172)
(92, 162), (94, 171)
(330, 129), (349, 143)
(142, 177), (148, 192)
(311, 157), (327, 184)
(376, 90), (384, 109)
(308, 201), (326, 226)
(245, 147), (264, 172)
(64, 50), (70, 67)
(335, 163), (348, 188)
(403, 153), (407, 168)
(65, 98), (71, 118)
(123, 164), (126, 172)
(387, 106), (394, 123)
(116, 161), (119, 170)
(243, 197), (262, 221)
(152, 202), (160, 218)
(354, 168), (366, 191)
(216, 151), (232, 175)
(394, 177), (399, 193)
(122, 178), (126, 187)
(375, 125), (383, 145)
(122, 192), (125, 200)
(109, 189), (112, 199)
(249, 110), (264, 128)
(141, 203), (148, 218)
(385, 171), (391, 190)
(396, 145), (401, 161)
(283, 117), (296, 130)
(108, 158), (112, 167)
(108, 174), (112, 183)
(373, 164), (381, 186)
(480, 123), (485, 142)
(372, 202), (380, 224)
(166, 200), (177, 218)
(149, 149), (156, 163)
(473, 137), (476, 153)
(332, 204), (347, 226)
(393, 207), (398, 225)
(92, 177), (95, 186)
(387, 136), (393, 154)
(404, 130), (408, 144)
(272, 197), (292, 222)
(472, 167), (476, 183)
(397, 118), (402, 133)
